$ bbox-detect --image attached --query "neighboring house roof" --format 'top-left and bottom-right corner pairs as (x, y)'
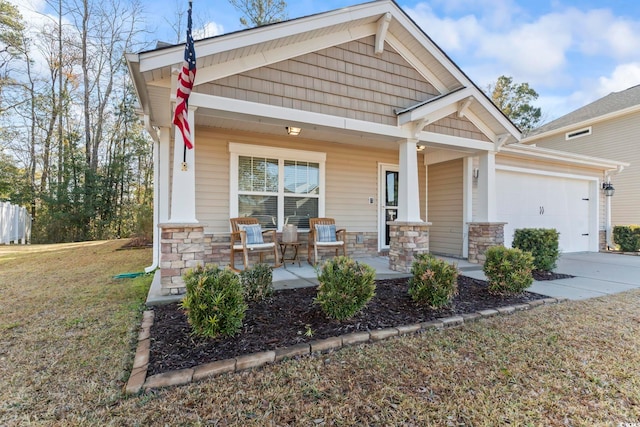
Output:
(526, 84), (640, 142)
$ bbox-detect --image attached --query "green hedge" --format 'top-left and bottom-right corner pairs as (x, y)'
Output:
(315, 256), (376, 321)
(613, 225), (640, 252)
(483, 246), (534, 295)
(512, 228), (560, 271)
(180, 265), (247, 338)
(408, 253), (458, 308)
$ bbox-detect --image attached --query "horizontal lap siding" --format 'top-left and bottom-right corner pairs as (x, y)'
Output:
(428, 159), (463, 257)
(326, 144), (398, 232)
(532, 114), (640, 226)
(195, 128), (398, 233)
(195, 128), (231, 232)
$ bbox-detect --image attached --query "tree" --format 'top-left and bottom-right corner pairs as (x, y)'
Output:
(228, 0), (287, 28)
(0, 0), (25, 112)
(486, 75), (542, 135)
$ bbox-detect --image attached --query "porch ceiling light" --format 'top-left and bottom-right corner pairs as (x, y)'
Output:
(602, 182), (615, 197)
(286, 126), (301, 136)
(416, 144), (425, 151)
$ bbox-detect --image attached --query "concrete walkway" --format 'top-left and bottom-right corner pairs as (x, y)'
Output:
(146, 252), (640, 305)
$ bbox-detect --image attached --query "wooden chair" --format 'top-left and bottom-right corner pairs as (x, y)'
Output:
(229, 217), (281, 272)
(308, 217), (347, 265)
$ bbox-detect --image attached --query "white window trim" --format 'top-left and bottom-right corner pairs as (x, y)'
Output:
(565, 126), (592, 140)
(229, 142), (326, 230)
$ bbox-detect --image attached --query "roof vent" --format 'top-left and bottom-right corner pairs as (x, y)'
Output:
(565, 126), (592, 140)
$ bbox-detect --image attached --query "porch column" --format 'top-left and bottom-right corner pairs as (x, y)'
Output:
(388, 139), (430, 273)
(169, 106), (198, 223)
(468, 151), (505, 263)
(397, 139), (421, 222)
(158, 108), (202, 295)
(476, 151), (496, 222)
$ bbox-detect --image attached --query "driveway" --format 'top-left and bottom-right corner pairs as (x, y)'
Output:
(463, 251), (640, 300)
(529, 252), (640, 300)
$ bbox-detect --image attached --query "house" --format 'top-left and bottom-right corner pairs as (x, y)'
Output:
(126, 0), (627, 296)
(523, 85), (638, 247)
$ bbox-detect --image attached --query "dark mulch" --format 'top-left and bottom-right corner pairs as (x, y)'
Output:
(148, 275), (550, 376)
(532, 270), (574, 281)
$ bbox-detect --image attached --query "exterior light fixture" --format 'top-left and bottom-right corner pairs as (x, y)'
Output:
(286, 126), (301, 136)
(416, 144), (425, 151)
(602, 182), (615, 197)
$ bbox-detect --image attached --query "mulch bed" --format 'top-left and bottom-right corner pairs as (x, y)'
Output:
(148, 275), (555, 376)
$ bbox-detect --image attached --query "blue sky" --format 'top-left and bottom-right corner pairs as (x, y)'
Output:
(13, 0), (640, 123)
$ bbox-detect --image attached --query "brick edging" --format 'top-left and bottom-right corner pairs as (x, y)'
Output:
(125, 310), (154, 394)
(125, 297), (567, 393)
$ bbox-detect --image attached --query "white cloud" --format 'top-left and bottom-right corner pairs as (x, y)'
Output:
(596, 63), (640, 96)
(194, 22), (224, 40)
(406, 3), (483, 52)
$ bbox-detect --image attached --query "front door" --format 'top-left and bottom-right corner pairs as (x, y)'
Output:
(379, 164), (399, 251)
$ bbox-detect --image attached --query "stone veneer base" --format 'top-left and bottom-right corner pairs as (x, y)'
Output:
(124, 297), (566, 393)
(387, 221), (431, 273)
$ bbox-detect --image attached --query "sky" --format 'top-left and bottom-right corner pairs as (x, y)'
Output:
(10, 0), (640, 123)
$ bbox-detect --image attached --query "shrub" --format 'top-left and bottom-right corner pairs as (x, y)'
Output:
(180, 265), (247, 338)
(512, 228), (560, 271)
(240, 263), (274, 301)
(315, 256), (376, 321)
(613, 225), (640, 252)
(408, 253), (458, 308)
(483, 246), (534, 295)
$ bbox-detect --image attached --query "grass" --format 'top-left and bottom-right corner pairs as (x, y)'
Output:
(1, 241), (640, 425)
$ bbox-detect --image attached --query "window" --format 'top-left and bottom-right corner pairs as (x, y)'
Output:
(565, 126), (592, 140)
(230, 143), (326, 230)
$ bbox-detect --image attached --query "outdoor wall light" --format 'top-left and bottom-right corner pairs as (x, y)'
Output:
(602, 182), (615, 197)
(286, 126), (301, 136)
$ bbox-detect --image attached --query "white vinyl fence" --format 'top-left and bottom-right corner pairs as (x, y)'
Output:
(0, 201), (32, 244)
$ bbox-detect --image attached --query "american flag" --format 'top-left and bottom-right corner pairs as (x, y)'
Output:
(173, 1), (196, 149)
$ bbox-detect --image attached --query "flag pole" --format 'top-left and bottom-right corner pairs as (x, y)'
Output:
(175, 0), (196, 170)
(183, 0), (192, 167)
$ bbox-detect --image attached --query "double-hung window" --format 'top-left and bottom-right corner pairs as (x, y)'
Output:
(230, 143), (326, 230)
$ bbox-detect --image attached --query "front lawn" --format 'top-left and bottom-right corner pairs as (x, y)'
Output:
(1, 241), (639, 425)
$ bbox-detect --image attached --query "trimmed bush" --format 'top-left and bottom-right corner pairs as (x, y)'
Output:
(483, 246), (534, 295)
(315, 256), (376, 321)
(408, 253), (458, 308)
(180, 265), (247, 338)
(613, 225), (640, 252)
(512, 228), (560, 271)
(240, 263), (273, 302)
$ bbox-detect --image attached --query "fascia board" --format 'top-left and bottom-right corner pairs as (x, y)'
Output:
(500, 144), (630, 170)
(125, 55), (151, 116)
(137, 1), (394, 73)
(397, 87), (474, 124)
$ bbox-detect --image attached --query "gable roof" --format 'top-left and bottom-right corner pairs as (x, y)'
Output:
(126, 0), (520, 148)
(526, 84), (640, 141)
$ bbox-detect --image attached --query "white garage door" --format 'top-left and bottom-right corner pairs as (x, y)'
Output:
(497, 170), (593, 253)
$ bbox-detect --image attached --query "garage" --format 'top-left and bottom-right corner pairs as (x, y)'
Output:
(496, 168), (597, 253)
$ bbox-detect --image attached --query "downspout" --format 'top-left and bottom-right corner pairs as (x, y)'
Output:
(144, 114), (161, 273)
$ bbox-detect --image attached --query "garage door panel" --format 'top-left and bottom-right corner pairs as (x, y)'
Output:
(497, 171), (591, 253)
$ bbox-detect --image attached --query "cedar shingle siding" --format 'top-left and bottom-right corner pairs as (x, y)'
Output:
(203, 36), (439, 126)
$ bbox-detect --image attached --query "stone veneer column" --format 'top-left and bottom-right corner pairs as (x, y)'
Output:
(599, 230), (607, 251)
(388, 221), (431, 273)
(159, 223), (207, 295)
(467, 222), (506, 264)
